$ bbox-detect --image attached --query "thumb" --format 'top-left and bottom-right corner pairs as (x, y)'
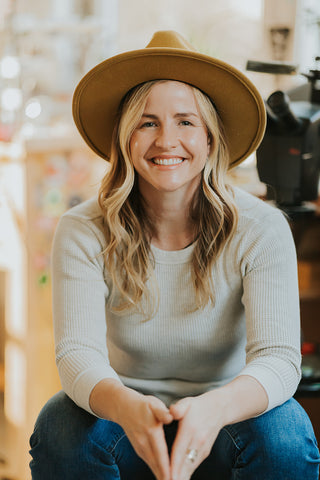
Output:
(148, 398), (173, 424)
(169, 397), (191, 420)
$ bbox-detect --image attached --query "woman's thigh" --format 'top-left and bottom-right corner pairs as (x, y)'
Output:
(29, 391), (153, 480)
(194, 398), (319, 480)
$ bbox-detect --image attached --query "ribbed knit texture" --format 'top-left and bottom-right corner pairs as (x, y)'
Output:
(52, 187), (301, 415)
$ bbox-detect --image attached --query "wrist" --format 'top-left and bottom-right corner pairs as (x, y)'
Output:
(206, 376), (268, 426)
(200, 388), (229, 428)
(89, 378), (130, 422)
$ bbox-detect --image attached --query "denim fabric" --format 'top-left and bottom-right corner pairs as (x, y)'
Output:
(29, 391), (320, 479)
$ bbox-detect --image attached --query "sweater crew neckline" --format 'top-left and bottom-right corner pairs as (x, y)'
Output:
(151, 243), (194, 264)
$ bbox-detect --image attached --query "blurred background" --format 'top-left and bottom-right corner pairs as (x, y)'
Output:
(0, 0), (320, 478)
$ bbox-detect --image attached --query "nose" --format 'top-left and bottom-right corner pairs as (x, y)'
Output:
(154, 124), (178, 149)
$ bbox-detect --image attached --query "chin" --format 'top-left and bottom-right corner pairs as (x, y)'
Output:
(155, 184), (184, 192)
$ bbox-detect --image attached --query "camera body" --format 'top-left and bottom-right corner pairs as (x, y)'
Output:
(257, 94), (320, 210)
(250, 63), (320, 214)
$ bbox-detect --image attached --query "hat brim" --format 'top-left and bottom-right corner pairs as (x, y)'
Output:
(72, 47), (266, 168)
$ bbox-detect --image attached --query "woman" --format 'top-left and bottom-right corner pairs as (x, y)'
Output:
(29, 31), (320, 479)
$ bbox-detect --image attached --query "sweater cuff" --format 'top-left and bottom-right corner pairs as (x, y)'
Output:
(239, 362), (292, 412)
(71, 366), (122, 416)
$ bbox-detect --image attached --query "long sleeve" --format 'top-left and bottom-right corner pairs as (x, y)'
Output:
(238, 205), (301, 411)
(52, 205), (121, 414)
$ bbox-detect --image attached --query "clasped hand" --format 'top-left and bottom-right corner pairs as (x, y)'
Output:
(120, 389), (224, 480)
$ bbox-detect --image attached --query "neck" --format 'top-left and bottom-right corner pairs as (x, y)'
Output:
(140, 185), (198, 251)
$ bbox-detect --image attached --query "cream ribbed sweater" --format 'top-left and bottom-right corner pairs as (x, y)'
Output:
(52, 187), (301, 415)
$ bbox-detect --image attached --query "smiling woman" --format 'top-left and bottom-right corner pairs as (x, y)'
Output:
(99, 78), (235, 310)
(29, 31), (320, 480)
(129, 81), (209, 195)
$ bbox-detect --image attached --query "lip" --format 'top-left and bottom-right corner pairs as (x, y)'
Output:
(148, 154), (186, 166)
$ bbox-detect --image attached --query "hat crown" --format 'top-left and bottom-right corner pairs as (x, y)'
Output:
(146, 30), (197, 52)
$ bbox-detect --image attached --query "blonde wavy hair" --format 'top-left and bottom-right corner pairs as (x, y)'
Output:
(98, 80), (238, 316)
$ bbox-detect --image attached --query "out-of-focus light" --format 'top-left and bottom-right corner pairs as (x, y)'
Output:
(0, 141), (24, 160)
(7, 142), (24, 160)
(4, 342), (26, 426)
(25, 99), (42, 119)
(0, 55), (21, 79)
(1, 87), (23, 111)
(20, 122), (36, 138)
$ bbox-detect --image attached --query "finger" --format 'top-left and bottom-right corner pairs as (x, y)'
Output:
(172, 444), (199, 480)
(170, 419), (203, 480)
(128, 426), (170, 480)
(148, 398), (173, 424)
(149, 424), (171, 479)
(169, 397), (191, 420)
(170, 420), (194, 479)
(151, 406), (173, 424)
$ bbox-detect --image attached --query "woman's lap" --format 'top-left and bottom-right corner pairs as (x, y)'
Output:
(29, 391), (320, 479)
(211, 399), (320, 479)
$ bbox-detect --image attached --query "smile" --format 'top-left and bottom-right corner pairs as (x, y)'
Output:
(152, 157), (184, 165)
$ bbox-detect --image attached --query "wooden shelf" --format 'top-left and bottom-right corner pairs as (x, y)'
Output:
(298, 261), (320, 302)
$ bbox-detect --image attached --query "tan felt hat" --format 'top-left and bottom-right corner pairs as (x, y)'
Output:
(72, 30), (266, 168)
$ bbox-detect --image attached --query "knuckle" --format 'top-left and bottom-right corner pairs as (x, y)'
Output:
(202, 444), (212, 459)
(197, 433), (207, 447)
(145, 424), (156, 436)
(134, 435), (147, 453)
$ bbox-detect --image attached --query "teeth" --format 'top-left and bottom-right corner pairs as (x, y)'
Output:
(153, 158), (183, 165)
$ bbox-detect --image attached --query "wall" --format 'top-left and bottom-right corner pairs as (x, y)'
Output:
(116, 0), (304, 97)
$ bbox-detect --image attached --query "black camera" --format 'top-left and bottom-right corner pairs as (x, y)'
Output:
(247, 60), (320, 215)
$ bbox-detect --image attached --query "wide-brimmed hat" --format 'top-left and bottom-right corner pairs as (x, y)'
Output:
(72, 30), (266, 168)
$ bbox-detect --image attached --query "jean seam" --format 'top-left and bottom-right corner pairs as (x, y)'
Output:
(109, 433), (127, 455)
(221, 426), (242, 451)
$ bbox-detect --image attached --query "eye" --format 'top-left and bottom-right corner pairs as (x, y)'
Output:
(140, 121), (157, 128)
(179, 120), (192, 126)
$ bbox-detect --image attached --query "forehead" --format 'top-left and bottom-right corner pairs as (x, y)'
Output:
(144, 80), (198, 109)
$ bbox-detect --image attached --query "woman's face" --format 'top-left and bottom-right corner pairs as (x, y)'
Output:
(129, 81), (210, 195)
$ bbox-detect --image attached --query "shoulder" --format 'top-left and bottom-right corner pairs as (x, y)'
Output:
(61, 196), (102, 223)
(230, 188), (296, 263)
(52, 198), (107, 281)
(232, 187), (289, 233)
(53, 196), (106, 251)
(60, 196), (103, 232)
(233, 187), (283, 221)
(231, 187), (295, 253)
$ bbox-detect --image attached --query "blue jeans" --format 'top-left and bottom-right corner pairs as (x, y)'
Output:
(29, 391), (319, 479)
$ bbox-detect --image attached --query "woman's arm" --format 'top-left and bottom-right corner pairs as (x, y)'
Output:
(238, 209), (301, 410)
(52, 208), (121, 414)
(90, 378), (173, 480)
(169, 375), (268, 480)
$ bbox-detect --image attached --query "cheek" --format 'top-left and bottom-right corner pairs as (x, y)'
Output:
(129, 131), (138, 149)
(188, 137), (197, 147)
(131, 140), (139, 151)
(129, 138), (140, 162)
(187, 132), (210, 155)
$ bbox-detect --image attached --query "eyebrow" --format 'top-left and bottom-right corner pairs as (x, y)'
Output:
(141, 112), (199, 119)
